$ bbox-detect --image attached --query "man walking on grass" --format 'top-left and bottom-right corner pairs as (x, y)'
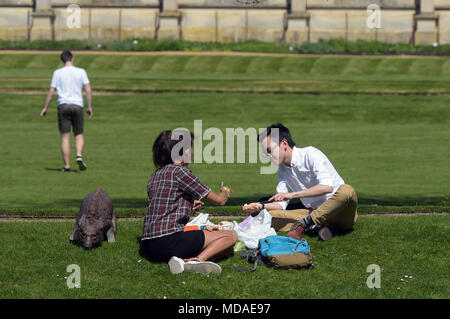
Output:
(40, 50), (93, 172)
(243, 123), (358, 241)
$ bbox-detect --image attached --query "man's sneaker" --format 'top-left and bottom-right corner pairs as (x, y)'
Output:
(61, 167), (71, 172)
(76, 156), (87, 171)
(318, 226), (333, 241)
(168, 256), (222, 275)
(287, 221), (305, 241)
(305, 224), (321, 236)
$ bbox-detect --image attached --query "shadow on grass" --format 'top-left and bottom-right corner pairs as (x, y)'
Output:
(49, 198), (148, 209)
(45, 168), (80, 173)
(357, 193), (449, 206)
(226, 194), (449, 207)
(136, 235), (147, 261)
(2, 194), (448, 213)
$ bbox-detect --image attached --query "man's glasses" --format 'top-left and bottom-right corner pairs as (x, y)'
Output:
(262, 144), (278, 158)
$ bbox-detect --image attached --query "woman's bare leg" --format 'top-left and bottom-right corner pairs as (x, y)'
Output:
(195, 230), (237, 262)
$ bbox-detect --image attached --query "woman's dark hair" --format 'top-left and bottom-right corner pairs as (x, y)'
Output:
(152, 130), (195, 168)
(60, 50), (73, 63)
(257, 123), (296, 148)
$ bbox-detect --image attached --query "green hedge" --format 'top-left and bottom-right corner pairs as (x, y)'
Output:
(298, 38), (450, 55)
(0, 39), (94, 50)
(0, 39), (295, 54)
(1, 38), (449, 55)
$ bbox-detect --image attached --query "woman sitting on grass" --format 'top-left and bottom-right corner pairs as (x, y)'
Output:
(141, 130), (237, 275)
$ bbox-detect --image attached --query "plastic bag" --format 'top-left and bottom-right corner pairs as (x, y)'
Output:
(232, 210), (276, 249)
(186, 213), (216, 227)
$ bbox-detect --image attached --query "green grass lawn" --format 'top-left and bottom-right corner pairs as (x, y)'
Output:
(0, 53), (449, 94)
(0, 53), (449, 216)
(0, 215), (448, 298)
(0, 52), (448, 300)
(0, 92), (449, 215)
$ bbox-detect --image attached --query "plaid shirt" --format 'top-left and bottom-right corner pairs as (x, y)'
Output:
(142, 164), (211, 240)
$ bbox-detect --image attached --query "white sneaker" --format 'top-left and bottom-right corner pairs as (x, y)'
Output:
(168, 256), (222, 275)
(76, 156), (87, 171)
(184, 260), (222, 275)
(168, 256), (185, 274)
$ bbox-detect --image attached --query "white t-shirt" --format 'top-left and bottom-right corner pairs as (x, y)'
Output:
(276, 146), (345, 210)
(50, 66), (90, 107)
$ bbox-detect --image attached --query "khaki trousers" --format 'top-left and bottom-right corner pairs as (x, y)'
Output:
(269, 184), (358, 232)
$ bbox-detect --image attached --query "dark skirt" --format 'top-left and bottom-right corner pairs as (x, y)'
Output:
(141, 230), (205, 263)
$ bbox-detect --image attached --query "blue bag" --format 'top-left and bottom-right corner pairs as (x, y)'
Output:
(231, 235), (313, 272)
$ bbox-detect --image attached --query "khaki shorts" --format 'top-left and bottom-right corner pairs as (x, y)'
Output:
(57, 104), (84, 135)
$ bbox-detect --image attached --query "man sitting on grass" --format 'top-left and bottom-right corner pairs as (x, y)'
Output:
(243, 123), (358, 241)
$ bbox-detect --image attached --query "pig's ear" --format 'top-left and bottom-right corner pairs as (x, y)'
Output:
(78, 215), (85, 225)
(96, 219), (104, 229)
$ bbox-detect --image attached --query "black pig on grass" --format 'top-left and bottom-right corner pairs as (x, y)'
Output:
(70, 187), (117, 249)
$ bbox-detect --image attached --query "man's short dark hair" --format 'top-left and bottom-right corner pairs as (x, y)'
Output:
(257, 123), (296, 148)
(152, 130), (195, 168)
(60, 50), (73, 63)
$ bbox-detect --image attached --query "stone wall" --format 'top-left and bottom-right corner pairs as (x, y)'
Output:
(0, 0), (447, 45)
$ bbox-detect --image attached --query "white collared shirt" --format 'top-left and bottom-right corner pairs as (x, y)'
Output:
(276, 146), (345, 210)
(50, 66), (90, 107)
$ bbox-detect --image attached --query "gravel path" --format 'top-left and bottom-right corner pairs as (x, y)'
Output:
(0, 212), (448, 222)
(0, 50), (447, 59)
